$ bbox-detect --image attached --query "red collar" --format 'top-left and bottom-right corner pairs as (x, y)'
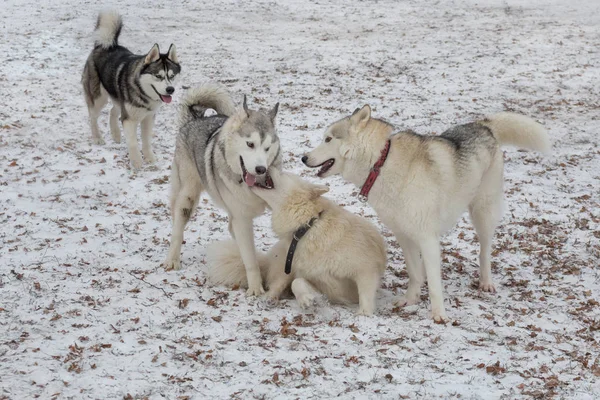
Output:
(358, 139), (391, 202)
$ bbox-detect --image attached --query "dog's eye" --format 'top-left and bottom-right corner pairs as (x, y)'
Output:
(154, 74), (162, 79)
(325, 137), (332, 143)
(246, 142), (254, 149)
(265, 147), (270, 152)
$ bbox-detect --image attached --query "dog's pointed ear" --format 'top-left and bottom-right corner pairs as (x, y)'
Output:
(350, 104), (371, 127)
(145, 44), (160, 64)
(242, 95), (250, 117)
(167, 44), (178, 63)
(268, 102), (279, 123)
(309, 183), (329, 199)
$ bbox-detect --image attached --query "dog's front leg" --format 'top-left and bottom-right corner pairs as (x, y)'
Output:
(420, 237), (448, 323)
(395, 234), (425, 307)
(230, 216), (264, 296)
(291, 278), (322, 310)
(122, 119), (143, 169)
(264, 273), (293, 305)
(356, 271), (380, 316)
(141, 114), (157, 164)
(109, 105), (121, 143)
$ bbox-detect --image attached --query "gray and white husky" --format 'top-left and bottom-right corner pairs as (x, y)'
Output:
(303, 107), (550, 322)
(163, 83), (281, 297)
(82, 11), (181, 169)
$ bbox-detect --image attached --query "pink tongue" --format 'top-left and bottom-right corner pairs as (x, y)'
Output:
(161, 95), (172, 104)
(244, 173), (256, 187)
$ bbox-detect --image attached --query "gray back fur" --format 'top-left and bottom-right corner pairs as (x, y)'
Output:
(177, 86), (282, 202)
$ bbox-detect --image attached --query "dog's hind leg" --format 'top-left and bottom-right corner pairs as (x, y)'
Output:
(230, 216), (264, 296)
(469, 156), (504, 293)
(109, 104), (121, 143)
(141, 114), (157, 164)
(394, 234), (425, 307)
(87, 89), (108, 145)
(83, 60), (107, 145)
(122, 118), (143, 169)
(163, 153), (203, 271)
(356, 270), (380, 316)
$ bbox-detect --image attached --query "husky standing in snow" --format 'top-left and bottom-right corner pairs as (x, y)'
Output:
(82, 11), (180, 169)
(303, 107), (551, 322)
(207, 170), (387, 315)
(163, 83), (281, 297)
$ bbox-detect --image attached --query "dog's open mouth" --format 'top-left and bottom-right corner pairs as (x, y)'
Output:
(240, 157), (274, 189)
(151, 85), (172, 103)
(312, 159), (335, 177)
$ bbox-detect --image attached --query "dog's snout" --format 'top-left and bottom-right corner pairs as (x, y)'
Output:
(301, 155), (308, 165)
(166, 86), (175, 94)
(255, 166), (267, 175)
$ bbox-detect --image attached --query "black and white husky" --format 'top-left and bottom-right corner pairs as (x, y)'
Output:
(82, 11), (181, 169)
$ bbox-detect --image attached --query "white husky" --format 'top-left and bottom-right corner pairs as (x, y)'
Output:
(207, 170), (387, 315)
(303, 107), (550, 322)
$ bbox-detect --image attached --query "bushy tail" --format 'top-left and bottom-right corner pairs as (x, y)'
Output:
(481, 112), (551, 154)
(206, 240), (269, 288)
(94, 11), (123, 49)
(179, 83), (237, 125)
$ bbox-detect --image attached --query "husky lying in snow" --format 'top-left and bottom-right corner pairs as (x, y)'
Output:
(82, 11), (180, 169)
(207, 170), (387, 315)
(163, 83), (281, 297)
(303, 107), (550, 322)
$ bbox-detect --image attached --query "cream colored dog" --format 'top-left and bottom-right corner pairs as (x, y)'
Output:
(207, 170), (387, 315)
(303, 107), (550, 322)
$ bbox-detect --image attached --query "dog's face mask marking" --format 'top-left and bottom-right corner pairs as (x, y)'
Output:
(232, 98), (280, 189)
(139, 44), (180, 104)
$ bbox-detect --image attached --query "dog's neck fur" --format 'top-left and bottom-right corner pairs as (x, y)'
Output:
(342, 118), (393, 187)
(271, 194), (324, 237)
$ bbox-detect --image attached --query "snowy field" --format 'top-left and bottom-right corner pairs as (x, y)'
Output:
(1, 0), (599, 398)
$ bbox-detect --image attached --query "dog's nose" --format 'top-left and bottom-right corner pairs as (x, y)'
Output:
(255, 166), (267, 175)
(166, 86), (175, 94)
(301, 155), (308, 165)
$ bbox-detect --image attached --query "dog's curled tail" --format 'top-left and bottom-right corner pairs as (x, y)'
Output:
(179, 83), (237, 125)
(482, 112), (551, 155)
(94, 11), (123, 49)
(206, 240), (268, 288)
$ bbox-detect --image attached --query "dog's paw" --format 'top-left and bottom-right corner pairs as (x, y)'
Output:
(260, 294), (279, 308)
(479, 281), (497, 293)
(92, 136), (105, 145)
(297, 293), (324, 311)
(130, 156), (143, 170)
(394, 294), (420, 307)
(246, 284), (265, 297)
(356, 307), (374, 316)
(111, 133), (121, 144)
(432, 312), (449, 325)
(163, 259), (181, 271)
(145, 152), (157, 164)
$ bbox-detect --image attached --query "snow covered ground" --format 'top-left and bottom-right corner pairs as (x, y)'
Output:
(1, 0), (599, 398)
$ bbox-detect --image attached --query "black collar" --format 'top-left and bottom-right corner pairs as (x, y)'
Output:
(284, 212), (321, 275)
